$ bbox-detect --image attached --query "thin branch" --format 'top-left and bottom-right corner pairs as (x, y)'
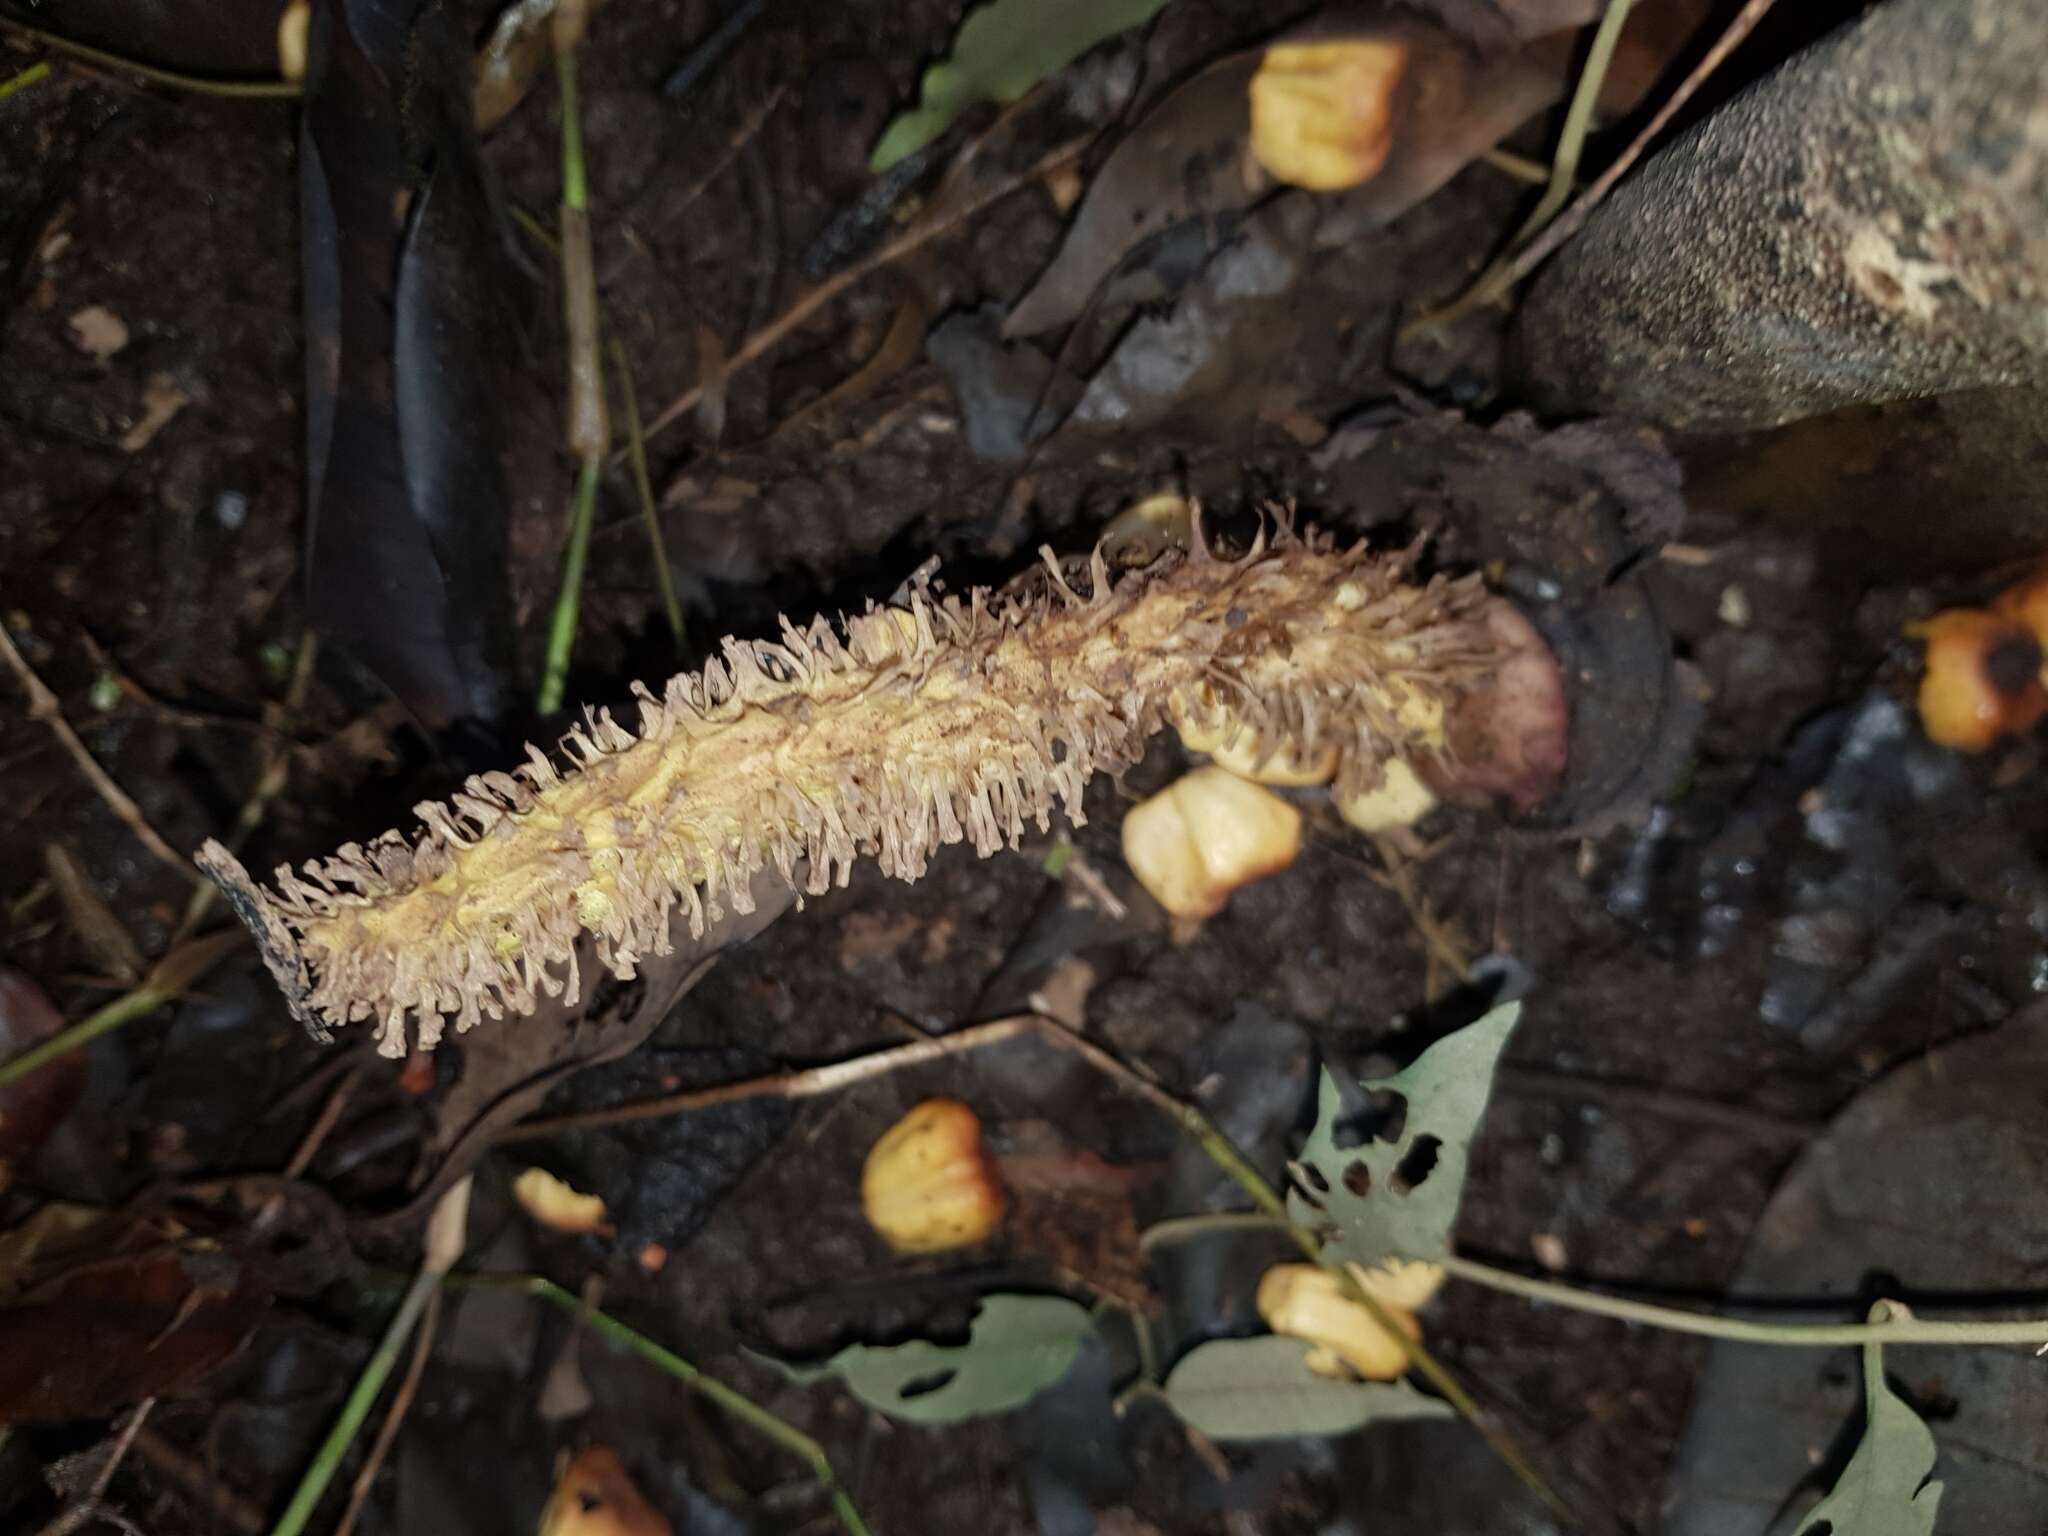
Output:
(1439, 1255), (2048, 1348)
(283, 1064), (363, 1179)
(130, 1428), (264, 1536)
(1505, 0), (1782, 286)
(611, 338), (685, 648)
(332, 1288), (441, 1536)
(0, 622), (194, 879)
(0, 19), (299, 99)
(34, 1398), (155, 1536)
(639, 133), (1091, 446)
(498, 1014), (1039, 1140)
(447, 1274), (873, 1536)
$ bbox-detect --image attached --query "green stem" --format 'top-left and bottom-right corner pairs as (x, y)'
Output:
(557, 48), (587, 214)
(0, 985), (168, 1088)
(612, 338), (685, 647)
(1440, 1256), (2048, 1348)
(448, 1274), (873, 1536)
(271, 1271), (440, 1536)
(537, 457), (601, 714)
(1507, 0), (1633, 252)
(0, 60), (51, 104)
(0, 20), (299, 99)
(1401, 0), (1633, 339)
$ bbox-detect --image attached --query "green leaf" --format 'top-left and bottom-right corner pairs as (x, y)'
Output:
(1162, 1336), (1453, 1440)
(1793, 1337), (1944, 1536)
(870, 0), (1176, 171)
(780, 1294), (1093, 1425)
(1288, 1001), (1521, 1268)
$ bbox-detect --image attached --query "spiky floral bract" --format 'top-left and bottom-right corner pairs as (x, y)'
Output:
(200, 517), (1506, 1055)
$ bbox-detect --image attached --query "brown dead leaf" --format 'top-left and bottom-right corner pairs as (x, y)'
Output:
(0, 969), (86, 1196)
(539, 1448), (672, 1536)
(1001, 1122), (1159, 1311)
(44, 842), (145, 983)
(119, 372), (192, 452)
(0, 1206), (268, 1425)
(774, 293), (930, 440)
(66, 305), (129, 361)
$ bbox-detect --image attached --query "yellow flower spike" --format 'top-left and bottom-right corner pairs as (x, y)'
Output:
(861, 1099), (1006, 1255)
(1249, 40), (1409, 193)
(197, 520), (1524, 1055)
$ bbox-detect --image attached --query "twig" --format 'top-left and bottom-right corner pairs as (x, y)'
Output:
(0, 19), (299, 100)
(332, 1288), (441, 1536)
(271, 1178), (471, 1536)
(654, 84), (789, 228)
(448, 1273), (873, 1536)
(1364, 833), (1472, 995)
(611, 339), (685, 647)
(1478, 146), (1551, 186)
(34, 1398), (155, 1536)
(283, 1064), (363, 1178)
(1401, 0), (1635, 341)
(0, 622), (194, 880)
(0, 60), (52, 104)
(639, 132), (1091, 446)
(130, 1428), (264, 1536)
(498, 1014), (1039, 1140)
(1504, 0), (1782, 286)
(1442, 1255), (2048, 1348)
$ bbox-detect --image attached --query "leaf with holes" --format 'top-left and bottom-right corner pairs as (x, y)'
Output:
(1288, 1001), (1520, 1267)
(1793, 1335), (1943, 1536)
(1163, 1335), (1453, 1440)
(779, 1294), (1093, 1425)
(869, 0), (1173, 171)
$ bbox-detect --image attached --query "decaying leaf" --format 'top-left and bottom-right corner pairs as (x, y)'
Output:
(1793, 1327), (1944, 1536)
(0, 969), (86, 1194)
(474, 0), (618, 132)
(44, 842), (145, 983)
(1289, 1001), (1521, 1267)
(780, 1293), (1094, 1425)
(1162, 1334), (1452, 1440)
(869, 0), (1172, 171)
(199, 518), (1535, 1054)
(513, 1166), (613, 1234)
(539, 1446), (672, 1536)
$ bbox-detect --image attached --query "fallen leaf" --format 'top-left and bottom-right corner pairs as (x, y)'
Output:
(67, 305), (129, 361)
(44, 842), (145, 983)
(1162, 1335), (1452, 1439)
(0, 969), (86, 1195)
(870, 0), (1172, 171)
(119, 372), (192, 452)
(776, 1294), (1093, 1425)
(1792, 1324), (1944, 1536)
